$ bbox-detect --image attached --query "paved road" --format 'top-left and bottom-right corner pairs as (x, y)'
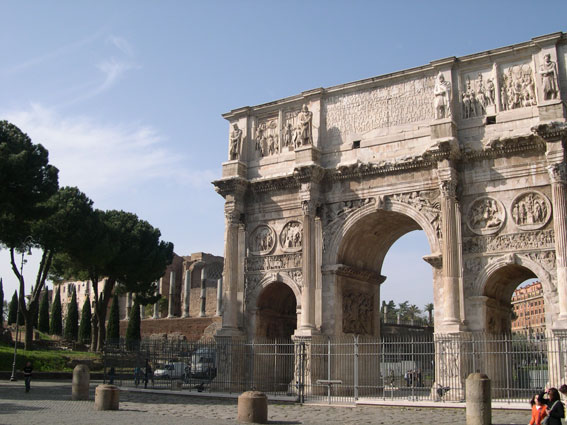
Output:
(0, 380), (530, 425)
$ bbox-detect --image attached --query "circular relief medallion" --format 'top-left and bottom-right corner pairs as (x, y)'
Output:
(511, 191), (551, 231)
(249, 225), (276, 255)
(467, 196), (505, 235)
(280, 221), (303, 252)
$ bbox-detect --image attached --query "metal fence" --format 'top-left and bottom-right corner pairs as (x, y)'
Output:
(103, 332), (562, 404)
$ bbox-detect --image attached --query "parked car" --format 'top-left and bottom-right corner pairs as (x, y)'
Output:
(154, 362), (190, 380)
(190, 347), (217, 379)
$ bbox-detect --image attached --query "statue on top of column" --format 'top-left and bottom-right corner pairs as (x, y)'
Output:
(297, 104), (313, 146)
(539, 53), (559, 101)
(229, 123), (242, 160)
(434, 73), (452, 120)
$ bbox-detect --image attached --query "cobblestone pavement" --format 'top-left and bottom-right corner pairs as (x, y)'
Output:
(0, 380), (530, 425)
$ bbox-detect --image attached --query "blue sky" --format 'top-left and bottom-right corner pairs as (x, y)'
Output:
(1, 1), (565, 310)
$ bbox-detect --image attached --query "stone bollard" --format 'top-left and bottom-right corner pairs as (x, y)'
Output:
(237, 391), (268, 424)
(466, 373), (491, 425)
(72, 364), (90, 400)
(94, 384), (120, 411)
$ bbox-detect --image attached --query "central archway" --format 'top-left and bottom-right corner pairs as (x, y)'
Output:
(255, 281), (297, 339)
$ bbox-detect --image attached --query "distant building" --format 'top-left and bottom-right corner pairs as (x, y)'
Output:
(58, 252), (223, 340)
(511, 281), (545, 338)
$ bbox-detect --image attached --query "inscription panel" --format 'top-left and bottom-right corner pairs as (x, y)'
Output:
(324, 75), (435, 142)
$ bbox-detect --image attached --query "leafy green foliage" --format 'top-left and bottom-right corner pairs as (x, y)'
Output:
(125, 299), (141, 349)
(50, 288), (62, 336)
(106, 294), (120, 343)
(0, 343), (101, 372)
(0, 278), (3, 326)
(64, 288), (79, 341)
(7, 290), (17, 325)
(38, 289), (50, 333)
(78, 295), (92, 345)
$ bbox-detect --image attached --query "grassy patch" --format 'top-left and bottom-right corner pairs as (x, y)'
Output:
(0, 343), (101, 372)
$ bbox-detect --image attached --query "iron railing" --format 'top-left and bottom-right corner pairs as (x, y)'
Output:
(103, 332), (563, 404)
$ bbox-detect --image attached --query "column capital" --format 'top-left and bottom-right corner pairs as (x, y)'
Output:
(439, 179), (457, 199)
(548, 162), (567, 184)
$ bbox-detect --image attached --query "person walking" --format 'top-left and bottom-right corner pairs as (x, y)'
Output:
(545, 387), (565, 425)
(144, 361), (153, 389)
(23, 361), (33, 393)
(528, 392), (547, 425)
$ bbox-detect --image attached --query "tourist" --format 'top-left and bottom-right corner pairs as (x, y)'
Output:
(23, 361), (33, 393)
(108, 366), (116, 385)
(144, 361), (154, 389)
(559, 384), (567, 401)
(545, 387), (565, 425)
(134, 366), (141, 387)
(528, 392), (547, 425)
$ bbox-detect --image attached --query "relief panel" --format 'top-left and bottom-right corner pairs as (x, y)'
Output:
(342, 289), (374, 335)
(254, 115), (279, 157)
(511, 191), (551, 231)
(466, 196), (505, 235)
(460, 68), (496, 119)
(249, 225), (276, 255)
(280, 220), (303, 252)
(499, 61), (537, 111)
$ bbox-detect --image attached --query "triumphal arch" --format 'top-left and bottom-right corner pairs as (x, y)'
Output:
(213, 32), (567, 360)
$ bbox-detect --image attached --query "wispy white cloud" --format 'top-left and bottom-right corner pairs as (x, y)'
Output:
(2, 104), (215, 201)
(1, 29), (104, 75)
(107, 35), (134, 57)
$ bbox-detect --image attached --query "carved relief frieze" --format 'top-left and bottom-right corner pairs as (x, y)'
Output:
(499, 62), (537, 111)
(280, 221), (303, 252)
(287, 270), (303, 287)
(322, 198), (375, 227)
(461, 70), (496, 119)
(342, 290), (374, 335)
(324, 75), (435, 142)
(463, 229), (555, 254)
(244, 273), (264, 300)
(245, 253), (302, 272)
(249, 225), (276, 255)
(466, 197), (505, 235)
(388, 190), (442, 239)
(521, 250), (556, 274)
(511, 191), (551, 231)
(254, 115), (279, 157)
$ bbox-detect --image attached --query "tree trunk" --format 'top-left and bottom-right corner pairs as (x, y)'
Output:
(93, 278), (115, 352)
(91, 314), (99, 352)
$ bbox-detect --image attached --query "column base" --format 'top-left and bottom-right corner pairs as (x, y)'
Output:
(215, 326), (245, 338)
(294, 326), (319, 337)
(552, 315), (567, 331)
(440, 319), (464, 333)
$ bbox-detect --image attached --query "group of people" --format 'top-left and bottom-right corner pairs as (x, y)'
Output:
(528, 385), (567, 425)
(403, 369), (423, 387)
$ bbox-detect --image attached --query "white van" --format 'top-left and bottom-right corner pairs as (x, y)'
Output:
(154, 362), (190, 380)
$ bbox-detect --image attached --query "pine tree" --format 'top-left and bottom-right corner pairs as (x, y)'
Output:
(38, 288), (50, 333)
(125, 299), (141, 350)
(64, 288), (79, 341)
(106, 294), (120, 344)
(78, 295), (92, 345)
(0, 278), (4, 327)
(50, 288), (62, 336)
(8, 290), (18, 325)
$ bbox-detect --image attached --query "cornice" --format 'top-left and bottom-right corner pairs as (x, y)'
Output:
(212, 177), (249, 198)
(328, 157), (437, 182)
(462, 134), (546, 161)
(531, 121), (567, 142)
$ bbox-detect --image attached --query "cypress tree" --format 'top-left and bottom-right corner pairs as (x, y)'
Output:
(64, 288), (79, 341)
(106, 294), (120, 344)
(50, 288), (62, 336)
(38, 288), (50, 333)
(0, 278), (4, 327)
(125, 299), (141, 350)
(8, 290), (18, 325)
(78, 295), (92, 345)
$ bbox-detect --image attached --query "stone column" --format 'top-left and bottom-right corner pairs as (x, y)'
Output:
(126, 292), (132, 320)
(182, 269), (191, 318)
(218, 209), (242, 335)
(167, 271), (175, 318)
(153, 279), (161, 319)
(439, 164), (462, 331)
(200, 266), (207, 317)
(216, 277), (223, 317)
(298, 200), (316, 334)
(549, 163), (567, 321)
